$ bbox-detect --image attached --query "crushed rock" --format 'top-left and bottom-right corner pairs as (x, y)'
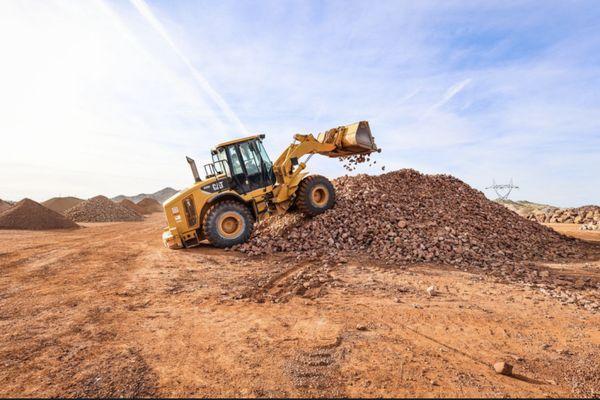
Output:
(119, 199), (146, 216)
(137, 198), (162, 214)
(0, 198), (79, 230)
(238, 169), (599, 288)
(64, 196), (142, 222)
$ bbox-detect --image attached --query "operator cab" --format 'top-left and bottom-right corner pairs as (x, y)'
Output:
(205, 135), (276, 194)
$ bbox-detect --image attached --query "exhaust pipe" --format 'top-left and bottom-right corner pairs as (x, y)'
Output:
(186, 156), (201, 182)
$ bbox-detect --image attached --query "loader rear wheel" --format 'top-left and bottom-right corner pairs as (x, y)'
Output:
(296, 175), (336, 217)
(204, 201), (254, 248)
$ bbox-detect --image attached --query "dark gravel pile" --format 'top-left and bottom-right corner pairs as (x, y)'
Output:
(239, 170), (598, 284)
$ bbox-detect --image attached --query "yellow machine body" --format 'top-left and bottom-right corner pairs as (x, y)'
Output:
(162, 121), (379, 249)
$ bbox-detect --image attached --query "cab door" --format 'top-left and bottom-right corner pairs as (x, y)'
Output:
(237, 141), (266, 193)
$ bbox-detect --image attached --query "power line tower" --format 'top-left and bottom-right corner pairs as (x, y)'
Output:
(486, 178), (519, 200)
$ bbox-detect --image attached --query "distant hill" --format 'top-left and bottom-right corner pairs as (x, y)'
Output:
(495, 199), (559, 217)
(112, 187), (178, 204)
(42, 196), (84, 214)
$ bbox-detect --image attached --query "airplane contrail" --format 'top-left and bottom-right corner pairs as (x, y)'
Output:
(128, 0), (248, 135)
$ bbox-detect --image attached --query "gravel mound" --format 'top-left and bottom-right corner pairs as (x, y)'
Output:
(528, 205), (600, 224)
(42, 196), (84, 214)
(137, 198), (162, 214)
(239, 169), (597, 271)
(119, 199), (145, 216)
(0, 198), (80, 230)
(64, 196), (142, 222)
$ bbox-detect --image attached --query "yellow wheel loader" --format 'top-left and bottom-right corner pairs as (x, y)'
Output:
(162, 121), (379, 249)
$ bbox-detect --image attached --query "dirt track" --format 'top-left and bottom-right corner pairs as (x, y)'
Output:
(1, 214), (599, 397)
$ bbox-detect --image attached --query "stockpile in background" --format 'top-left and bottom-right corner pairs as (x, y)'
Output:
(42, 196), (84, 214)
(137, 198), (162, 214)
(65, 196), (142, 222)
(0, 199), (79, 230)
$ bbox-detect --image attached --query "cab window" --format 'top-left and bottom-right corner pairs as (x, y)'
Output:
(238, 142), (260, 176)
(226, 146), (244, 175)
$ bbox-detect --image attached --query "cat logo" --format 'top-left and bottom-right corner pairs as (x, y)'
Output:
(201, 180), (227, 193)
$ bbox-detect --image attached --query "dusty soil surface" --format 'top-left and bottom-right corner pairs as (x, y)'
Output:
(1, 214), (599, 397)
(547, 223), (600, 243)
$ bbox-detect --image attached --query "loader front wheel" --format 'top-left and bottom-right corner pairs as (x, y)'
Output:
(204, 201), (254, 248)
(296, 175), (336, 217)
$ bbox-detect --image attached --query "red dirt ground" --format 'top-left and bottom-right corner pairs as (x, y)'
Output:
(0, 215), (598, 397)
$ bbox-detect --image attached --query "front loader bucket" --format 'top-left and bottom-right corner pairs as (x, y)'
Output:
(317, 121), (379, 157)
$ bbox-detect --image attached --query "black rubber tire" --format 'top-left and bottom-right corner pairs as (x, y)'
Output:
(203, 200), (254, 248)
(296, 175), (336, 217)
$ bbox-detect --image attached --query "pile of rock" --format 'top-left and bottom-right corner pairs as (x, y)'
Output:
(527, 206), (600, 224)
(137, 198), (162, 214)
(119, 199), (146, 215)
(42, 196), (84, 214)
(0, 199), (79, 230)
(64, 196), (142, 222)
(581, 222), (600, 231)
(238, 170), (597, 274)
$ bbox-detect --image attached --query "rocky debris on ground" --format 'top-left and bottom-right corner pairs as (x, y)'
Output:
(238, 169), (599, 288)
(0, 198), (80, 230)
(580, 222), (600, 231)
(119, 199), (146, 216)
(563, 351), (600, 397)
(64, 195), (142, 222)
(527, 205), (600, 225)
(0, 199), (12, 213)
(536, 283), (600, 312)
(42, 196), (84, 214)
(238, 262), (336, 303)
(137, 198), (163, 214)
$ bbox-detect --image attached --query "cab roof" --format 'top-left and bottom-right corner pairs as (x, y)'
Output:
(213, 134), (264, 150)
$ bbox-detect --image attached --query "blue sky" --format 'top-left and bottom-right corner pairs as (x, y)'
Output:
(0, 0), (598, 206)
